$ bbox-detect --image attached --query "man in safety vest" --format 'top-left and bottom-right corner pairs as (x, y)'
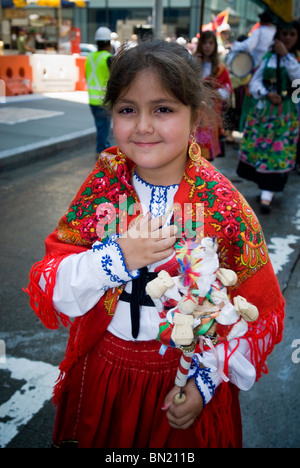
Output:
(85, 27), (114, 157)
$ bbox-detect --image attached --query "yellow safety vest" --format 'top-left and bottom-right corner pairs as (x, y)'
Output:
(85, 51), (112, 106)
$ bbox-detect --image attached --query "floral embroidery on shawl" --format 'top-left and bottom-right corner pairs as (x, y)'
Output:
(175, 158), (269, 286)
(57, 152), (137, 246)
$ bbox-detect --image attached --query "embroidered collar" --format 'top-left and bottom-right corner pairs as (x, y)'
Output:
(133, 171), (179, 190)
(132, 171), (179, 218)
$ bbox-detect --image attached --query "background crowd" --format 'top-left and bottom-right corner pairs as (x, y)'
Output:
(87, 10), (300, 216)
(17, 9), (300, 215)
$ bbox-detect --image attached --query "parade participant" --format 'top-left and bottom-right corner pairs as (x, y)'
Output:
(110, 32), (121, 55)
(237, 21), (300, 214)
(217, 23), (232, 58)
(85, 27), (113, 158)
(16, 28), (36, 54)
(230, 11), (276, 70)
(231, 12), (276, 134)
(195, 31), (232, 160)
(26, 40), (284, 448)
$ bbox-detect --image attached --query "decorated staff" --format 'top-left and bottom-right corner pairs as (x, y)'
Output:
(146, 237), (259, 405)
(174, 347), (196, 405)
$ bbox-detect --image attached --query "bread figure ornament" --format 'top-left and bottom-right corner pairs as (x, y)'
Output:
(146, 270), (176, 300)
(146, 237), (260, 404)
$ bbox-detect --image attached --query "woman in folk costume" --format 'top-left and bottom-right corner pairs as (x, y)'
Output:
(237, 21), (300, 214)
(194, 31), (232, 160)
(26, 41), (284, 448)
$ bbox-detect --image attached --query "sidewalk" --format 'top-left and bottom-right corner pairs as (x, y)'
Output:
(0, 92), (97, 171)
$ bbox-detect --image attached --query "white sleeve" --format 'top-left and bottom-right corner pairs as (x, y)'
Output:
(40, 240), (139, 318)
(188, 338), (256, 406)
(218, 87), (231, 101)
(188, 305), (281, 405)
(250, 54), (300, 99)
(188, 340), (256, 405)
(188, 355), (223, 406)
(199, 339), (256, 390)
(281, 53), (300, 82)
(231, 31), (259, 54)
(249, 60), (269, 98)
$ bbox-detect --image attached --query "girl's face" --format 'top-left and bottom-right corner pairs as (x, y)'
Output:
(202, 37), (216, 58)
(279, 28), (298, 51)
(113, 69), (200, 186)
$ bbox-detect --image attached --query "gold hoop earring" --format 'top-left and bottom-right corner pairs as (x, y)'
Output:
(117, 147), (125, 158)
(189, 135), (201, 163)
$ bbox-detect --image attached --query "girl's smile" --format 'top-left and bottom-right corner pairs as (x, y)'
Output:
(113, 69), (200, 186)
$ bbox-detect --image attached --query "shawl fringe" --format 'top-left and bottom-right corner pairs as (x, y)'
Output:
(244, 301), (285, 380)
(24, 253), (73, 330)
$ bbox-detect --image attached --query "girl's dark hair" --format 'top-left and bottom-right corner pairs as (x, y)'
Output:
(195, 31), (220, 77)
(259, 11), (274, 25)
(290, 20), (300, 51)
(104, 39), (219, 124)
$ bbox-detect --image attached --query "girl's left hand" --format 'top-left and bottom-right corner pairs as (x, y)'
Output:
(161, 380), (204, 430)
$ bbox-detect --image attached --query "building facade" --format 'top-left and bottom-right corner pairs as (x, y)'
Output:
(1, 0), (265, 50)
(83, 0), (264, 43)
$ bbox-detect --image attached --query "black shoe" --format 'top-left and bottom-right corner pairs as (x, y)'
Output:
(260, 200), (272, 214)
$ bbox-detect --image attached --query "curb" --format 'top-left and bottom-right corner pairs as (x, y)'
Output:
(0, 128), (96, 172)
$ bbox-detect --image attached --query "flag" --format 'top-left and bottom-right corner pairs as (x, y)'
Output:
(200, 9), (230, 35)
(250, 22), (261, 33)
(251, 0), (293, 24)
(214, 9), (230, 30)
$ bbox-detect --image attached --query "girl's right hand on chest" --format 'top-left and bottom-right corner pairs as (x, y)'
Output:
(116, 212), (178, 271)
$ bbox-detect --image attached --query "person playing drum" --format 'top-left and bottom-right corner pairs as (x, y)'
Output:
(230, 11), (276, 70)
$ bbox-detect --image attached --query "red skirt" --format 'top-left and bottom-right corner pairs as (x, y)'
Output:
(53, 332), (242, 448)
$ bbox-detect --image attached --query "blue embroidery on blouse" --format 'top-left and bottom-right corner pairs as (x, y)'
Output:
(133, 171), (179, 190)
(100, 254), (122, 283)
(92, 240), (123, 283)
(187, 356), (216, 407)
(150, 186), (167, 217)
(133, 171), (179, 218)
(92, 238), (140, 283)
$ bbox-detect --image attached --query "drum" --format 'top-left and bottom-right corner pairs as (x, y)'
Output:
(225, 51), (254, 78)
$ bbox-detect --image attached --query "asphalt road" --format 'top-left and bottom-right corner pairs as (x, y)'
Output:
(0, 141), (299, 448)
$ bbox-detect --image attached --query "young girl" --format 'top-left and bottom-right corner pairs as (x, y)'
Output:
(195, 31), (232, 160)
(237, 21), (300, 213)
(26, 40), (284, 449)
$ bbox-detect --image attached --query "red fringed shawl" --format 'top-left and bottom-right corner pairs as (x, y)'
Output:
(26, 147), (284, 411)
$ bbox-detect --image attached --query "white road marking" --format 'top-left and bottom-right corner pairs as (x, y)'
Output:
(268, 234), (300, 275)
(0, 356), (58, 448)
(295, 207), (300, 232)
(0, 107), (64, 125)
